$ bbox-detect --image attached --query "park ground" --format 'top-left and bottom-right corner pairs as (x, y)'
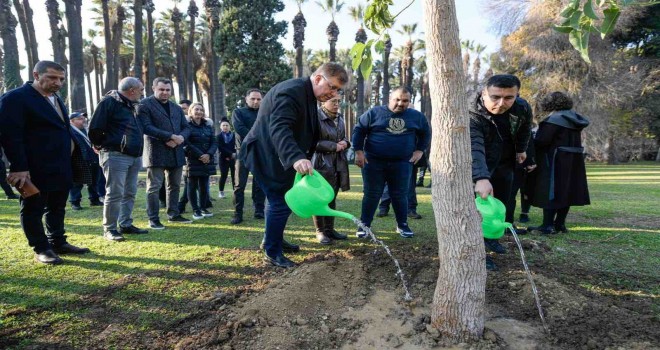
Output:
(0, 163), (658, 349)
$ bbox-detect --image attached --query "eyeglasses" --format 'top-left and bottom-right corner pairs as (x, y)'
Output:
(320, 75), (343, 94)
(328, 99), (341, 105)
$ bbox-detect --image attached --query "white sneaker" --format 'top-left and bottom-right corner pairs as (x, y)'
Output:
(192, 211), (204, 220)
(218, 191), (226, 199)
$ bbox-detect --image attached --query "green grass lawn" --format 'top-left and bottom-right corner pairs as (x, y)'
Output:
(1, 163), (658, 348)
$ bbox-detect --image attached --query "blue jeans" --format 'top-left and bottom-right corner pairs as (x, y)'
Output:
(360, 158), (412, 227)
(100, 151), (141, 231)
(187, 176), (209, 212)
(256, 179), (291, 257)
(379, 165), (418, 213)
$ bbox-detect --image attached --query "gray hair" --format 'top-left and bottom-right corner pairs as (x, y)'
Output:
(118, 77), (143, 92)
(33, 60), (66, 75)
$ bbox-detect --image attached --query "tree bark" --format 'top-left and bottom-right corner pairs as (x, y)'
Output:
(101, 0), (113, 92)
(382, 38), (391, 104)
(172, 7), (186, 100)
(64, 0), (86, 112)
(23, 0), (38, 68)
(12, 0), (31, 77)
(133, 0), (143, 81)
(423, 0), (486, 343)
(110, 5), (125, 88)
(145, 0), (155, 95)
(186, 0), (198, 100)
(0, 0), (23, 90)
(85, 71), (94, 113)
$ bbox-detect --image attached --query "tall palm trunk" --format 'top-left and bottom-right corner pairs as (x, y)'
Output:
(292, 10), (306, 78)
(64, 0), (86, 111)
(133, 0), (143, 81)
(111, 5), (125, 85)
(382, 37), (391, 104)
(0, 46), (5, 92)
(101, 0), (113, 92)
(24, 0), (38, 68)
(326, 21), (339, 62)
(355, 27), (367, 116)
(145, 0), (155, 95)
(403, 40), (414, 89)
(12, 0), (38, 74)
(46, 0), (67, 100)
(374, 72), (381, 106)
(91, 44), (101, 104)
(205, 0), (225, 122)
(0, 0), (22, 90)
(172, 7), (186, 100)
(186, 0), (198, 100)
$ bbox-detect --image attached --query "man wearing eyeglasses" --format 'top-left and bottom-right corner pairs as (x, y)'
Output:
(240, 62), (348, 268)
(470, 74), (532, 271)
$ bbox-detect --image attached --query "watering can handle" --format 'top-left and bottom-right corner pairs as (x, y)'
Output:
(293, 169), (317, 185)
(475, 194), (495, 204)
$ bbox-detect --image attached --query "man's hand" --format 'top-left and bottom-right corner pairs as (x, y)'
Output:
(516, 152), (527, 164)
(354, 150), (368, 168)
(165, 140), (178, 148)
(293, 159), (313, 175)
(170, 134), (184, 145)
(199, 154), (210, 164)
(336, 141), (348, 152)
(7, 171), (30, 189)
(474, 179), (493, 199)
(525, 164), (537, 172)
(409, 150), (423, 164)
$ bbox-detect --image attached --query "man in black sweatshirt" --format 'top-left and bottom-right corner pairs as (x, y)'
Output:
(230, 89), (266, 224)
(352, 87), (431, 239)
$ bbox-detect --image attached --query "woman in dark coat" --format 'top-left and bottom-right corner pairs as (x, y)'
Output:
(216, 119), (236, 198)
(183, 103), (218, 220)
(529, 91), (590, 234)
(311, 96), (350, 244)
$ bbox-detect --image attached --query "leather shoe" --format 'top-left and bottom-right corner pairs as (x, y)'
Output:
(104, 230), (126, 242)
(231, 216), (243, 225)
(528, 225), (556, 235)
(53, 243), (90, 255)
(263, 253), (295, 268)
(484, 238), (507, 254)
(34, 250), (63, 265)
(486, 255), (498, 271)
(119, 225), (149, 234)
(316, 232), (332, 245)
(407, 211), (422, 219)
(554, 224), (569, 233)
(376, 211), (388, 218)
(254, 212), (265, 220)
(259, 239), (301, 253)
(327, 230), (347, 240)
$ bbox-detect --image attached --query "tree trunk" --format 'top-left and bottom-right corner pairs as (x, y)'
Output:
(0, 45), (5, 93)
(64, 0), (86, 112)
(187, 0), (198, 100)
(45, 0), (67, 101)
(0, 0), (23, 90)
(145, 1), (155, 95)
(356, 70), (365, 116)
(101, 0), (113, 92)
(85, 72), (94, 113)
(423, 0), (486, 343)
(91, 44), (101, 103)
(133, 0), (143, 81)
(382, 38), (391, 104)
(110, 5), (125, 88)
(23, 0), (38, 68)
(12, 0), (31, 77)
(172, 7), (186, 100)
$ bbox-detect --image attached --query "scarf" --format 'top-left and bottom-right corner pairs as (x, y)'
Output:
(321, 106), (338, 120)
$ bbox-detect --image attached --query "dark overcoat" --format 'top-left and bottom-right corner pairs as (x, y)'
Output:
(239, 78), (320, 193)
(183, 119), (218, 177)
(139, 96), (191, 168)
(529, 110), (590, 209)
(0, 82), (73, 192)
(311, 108), (350, 192)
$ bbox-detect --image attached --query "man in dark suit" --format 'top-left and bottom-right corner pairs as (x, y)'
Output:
(0, 60), (90, 264)
(240, 62), (348, 268)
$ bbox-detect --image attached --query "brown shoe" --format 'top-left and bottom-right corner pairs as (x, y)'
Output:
(53, 243), (91, 254)
(34, 250), (63, 265)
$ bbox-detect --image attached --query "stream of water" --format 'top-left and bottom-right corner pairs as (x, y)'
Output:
(352, 217), (413, 301)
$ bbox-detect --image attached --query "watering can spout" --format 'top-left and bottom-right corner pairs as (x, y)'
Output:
(284, 170), (357, 221)
(316, 207), (355, 220)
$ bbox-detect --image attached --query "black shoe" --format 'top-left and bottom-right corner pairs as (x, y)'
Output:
(90, 200), (103, 206)
(376, 211), (389, 218)
(159, 200), (167, 208)
(254, 212), (265, 220)
(178, 206), (186, 214)
(316, 232), (333, 245)
(407, 211), (422, 219)
(149, 220), (165, 230)
(53, 243), (90, 254)
(34, 250), (63, 265)
(168, 215), (192, 223)
(230, 216), (243, 225)
(507, 224), (527, 235)
(327, 230), (348, 240)
(397, 225), (415, 238)
(119, 225), (148, 234)
(484, 239), (507, 254)
(201, 209), (213, 217)
(528, 225), (555, 235)
(263, 253), (296, 268)
(103, 230), (125, 242)
(519, 213), (530, 223)
(71, 203), (83, 211)
(259, 240), (301, 253)
(6, 193), (19, 199)
(486, 255), (499, 271)
(415, 179), (424, 187)
(554, 224), (568, 233)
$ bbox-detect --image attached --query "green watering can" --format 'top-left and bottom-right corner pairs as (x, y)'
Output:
(474, 195), (513, 239)
(285, 170), (355, 220)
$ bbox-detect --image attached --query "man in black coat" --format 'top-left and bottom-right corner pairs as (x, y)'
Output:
(240, 62), (348, 268)
(68, 112), (103, 210)
(0, 61), (90, 264)
(230, 89), (266, 224)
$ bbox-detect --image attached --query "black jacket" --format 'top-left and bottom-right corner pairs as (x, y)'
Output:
(469, 93), (532, 182)
(239, 77), (320, 193)
(312, 108), (350, 192)
(184, 119), (218, 177)
(232, 107), (258, 152)
(217, 131), (236, 159)
(89, 90), (144, 157)
(139, 96), (191, 168)
(0, 82), (73, 191)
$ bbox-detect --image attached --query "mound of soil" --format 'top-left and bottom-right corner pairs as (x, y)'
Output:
(165, 238), (659, 350)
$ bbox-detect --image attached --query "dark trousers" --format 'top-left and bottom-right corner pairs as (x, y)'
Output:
(69, 165), (101, 204)
(20, 190), (69, 252)
(542, 207), (570, 227)
(233, 160), (265, 217)
(187, 176), (210, 212)
(219, 157), (236, 192)
(0, 158), (16, 196)
(379, 165), (418, 213)
(506, 167), (532, 222)
(256, 180), (291, 257)
(179, 177), (212, 210)
(360, 158), (412, 227)
(489, 165), (514, 240)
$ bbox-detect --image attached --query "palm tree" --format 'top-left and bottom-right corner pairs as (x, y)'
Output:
(101, 0), (114, 91)
(133, 0), (144, 82)
(317, 0), (344, 62)
(349, 3), (367, 116)
(292, 0), (308, 78)
(145, 0), (155, 94)
(64, 0), (86, 111)
(0, 0), (22, 90)
(372, 60), (383, 106)
(111, 4), (126, 86)
(460, 39), (474, 80)
(171, 5), (186, 100)
(89, 31), (103, 104)
(397, 23), (418, 89)
(46, 0), (67, 99)
(186, 0), (198, 100)
(12, 0), (39, 72)
(83, 39), (95, 113)
(204, 0), (225, 121)
(472, 43), (486, 86)
(381, 34), (391, 104)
